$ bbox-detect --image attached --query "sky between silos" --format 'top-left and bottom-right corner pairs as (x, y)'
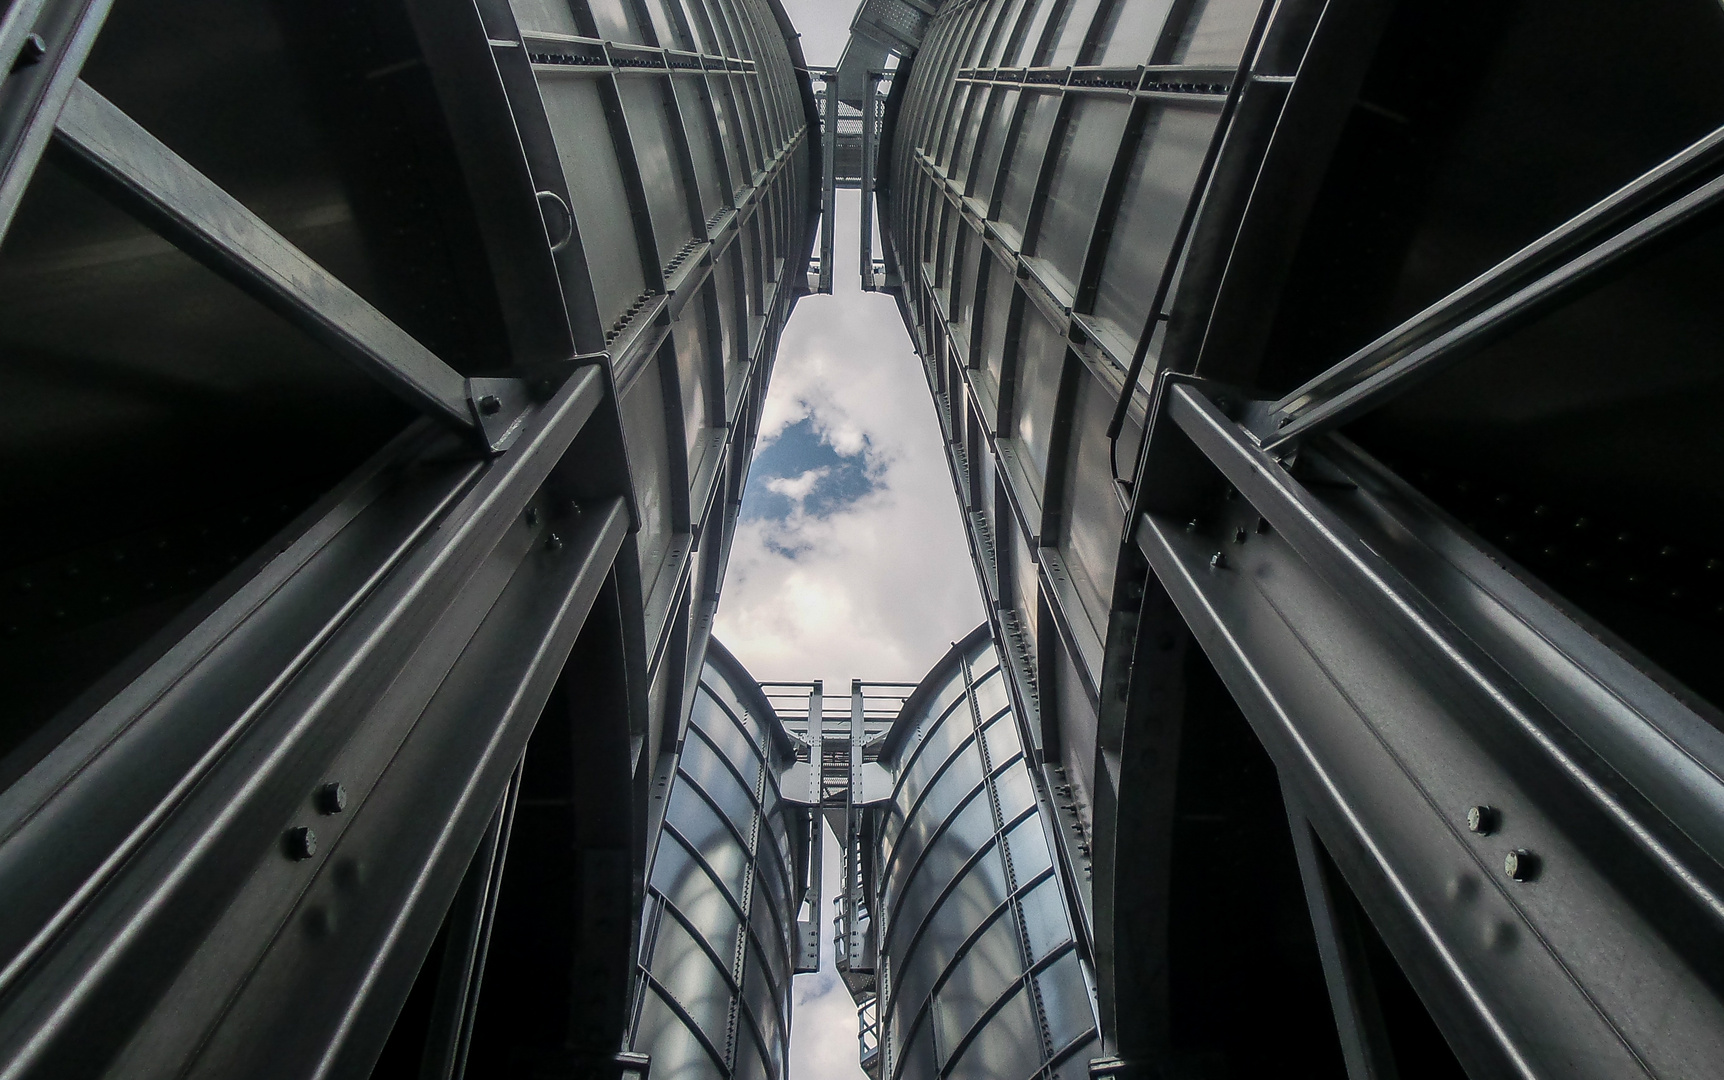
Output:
(709, 5), (987, 1075)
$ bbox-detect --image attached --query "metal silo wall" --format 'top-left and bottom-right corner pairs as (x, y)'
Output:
(630, 640), (806, 1080)
(0, 0), (817, 1074)
(872, 0), (1261, 963)
(868, 628), (1098, 1080)
(875, 0), (1724, 1076)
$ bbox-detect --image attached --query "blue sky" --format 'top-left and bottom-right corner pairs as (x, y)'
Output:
(713, 185), (981, 694)
(713, 13), (984, 1076)
(740, 417), (878, 544)
(714, 186), (983, 1079)
(709, 23), (985, 1063)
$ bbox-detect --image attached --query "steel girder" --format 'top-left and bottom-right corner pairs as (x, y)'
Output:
(0, 0), (819, 1075)
(867, 0), (1724, 1075)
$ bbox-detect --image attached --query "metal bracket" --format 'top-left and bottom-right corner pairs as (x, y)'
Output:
(464, 352), (609, 454)
(465, 377), (533, 453)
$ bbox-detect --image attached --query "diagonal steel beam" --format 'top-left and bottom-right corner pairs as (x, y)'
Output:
(51, 79), (508, 444)
(0, 0), (113, 246)
(1136, 378), (1724, 1078)
(1262, 122), (1724, 450)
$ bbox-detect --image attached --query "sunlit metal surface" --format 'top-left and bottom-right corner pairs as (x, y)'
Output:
(631, 640), (813, 1080)
(798, 629), (1099, 1080)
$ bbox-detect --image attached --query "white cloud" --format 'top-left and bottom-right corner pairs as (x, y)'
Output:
(715, 191), (985, 1078)
(717, 190), (984, 695)
(766, 466), (831, 502)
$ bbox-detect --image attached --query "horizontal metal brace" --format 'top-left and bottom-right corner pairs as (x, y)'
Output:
(51, 80), (488, 442)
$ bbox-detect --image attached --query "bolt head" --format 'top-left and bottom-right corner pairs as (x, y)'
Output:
(1466, 805), (1498, 835)
(285, 826), (318, 860)
(546, 532), (564, 551)
(477, 394), (502, 415)
(1208, 551), (1226, 570)
(14, 33), (45, 68)
(1233, 527), (1248, 544)
(525, 507), (539, 527)
(318, 782), (348, 815)
(1504, 848), (1538, 882)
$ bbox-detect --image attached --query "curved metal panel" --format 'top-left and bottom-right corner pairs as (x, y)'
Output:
(633, 638), (810, 1080)
(863, 628), (1098, 1080)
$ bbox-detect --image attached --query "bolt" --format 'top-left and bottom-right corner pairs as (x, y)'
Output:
(1185, 519), (1199, 533)
(1233, 527), (1248, 544)
(12, 33), (45, 71)
(1209, 551), (1225, 570)
(477, 394), (502, 415)
(285, 826), (318, 860)
(546, 532), (564, 551)
(1466, 805), (1498, 835)
(1277, 415), (1292, 428)
(525, 507), (539, 527)
(1504, 849), (1539, 882)
(1256, 516), (1270, 534)
(318, 782), (348, 814)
